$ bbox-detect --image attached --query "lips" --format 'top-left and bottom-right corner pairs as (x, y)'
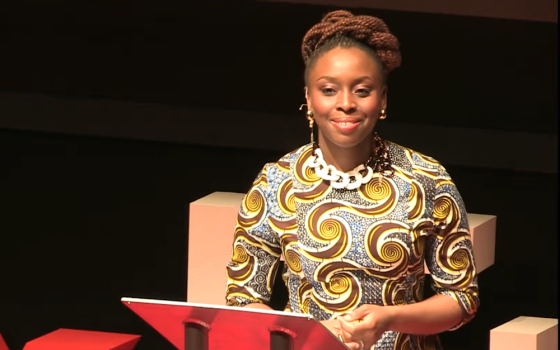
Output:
(331, 117), (361, 131)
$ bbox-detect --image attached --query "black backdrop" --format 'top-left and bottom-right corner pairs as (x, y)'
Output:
(0, 1), (557, 349)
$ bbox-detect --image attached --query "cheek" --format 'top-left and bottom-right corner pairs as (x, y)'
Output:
(358, 98), (382, 115)
(309, 92), (335, 116)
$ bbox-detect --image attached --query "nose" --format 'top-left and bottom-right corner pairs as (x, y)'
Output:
(336, 90), (357, 113)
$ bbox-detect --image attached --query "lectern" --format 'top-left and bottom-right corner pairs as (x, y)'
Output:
(122, 297), (349, 350)
(0, 333), (8, 350)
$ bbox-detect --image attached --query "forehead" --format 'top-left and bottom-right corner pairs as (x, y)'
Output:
(309, 47), (381, 81)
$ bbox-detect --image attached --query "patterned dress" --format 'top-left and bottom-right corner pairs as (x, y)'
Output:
(225, 140), (480, 350)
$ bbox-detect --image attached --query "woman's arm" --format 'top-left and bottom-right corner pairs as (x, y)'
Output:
(382, 204), (479, 335)
(225, 164), (283, 308)
(384, 294), (463, 334)
(420, 164), (480, 331)
(338, 294), (465, 348)
(382, 164), (480, 335)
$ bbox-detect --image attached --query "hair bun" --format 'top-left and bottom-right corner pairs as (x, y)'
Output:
(320, 10), (354, 24)
(302, 10), (401, 73)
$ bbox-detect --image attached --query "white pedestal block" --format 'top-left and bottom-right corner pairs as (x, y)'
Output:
(490, 316), (558, 350)
(187, 191), (244, 304)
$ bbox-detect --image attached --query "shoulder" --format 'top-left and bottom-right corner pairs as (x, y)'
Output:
(265, 143), (314, 175)
(386, 140), (448, 176)
(255, 144), (313, 188)
(278, 143), (314, 166)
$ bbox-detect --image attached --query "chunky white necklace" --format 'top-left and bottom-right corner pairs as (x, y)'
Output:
(304, 147), (375, 190)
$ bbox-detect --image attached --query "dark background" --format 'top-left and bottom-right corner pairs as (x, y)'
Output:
(0, 0), (557, 349)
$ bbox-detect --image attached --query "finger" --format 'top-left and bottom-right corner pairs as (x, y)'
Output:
(345, 305), (369, 321)
(342, 315), (365, 324)
(344, 341), (361, 350)
(333, 317), (342, 332)
(338, 317), (353, 331)
(338, 322), (357, 344)
(339, 328), (354, 345)
(339, 318), (370, 348)
(339, 316), (363, 332)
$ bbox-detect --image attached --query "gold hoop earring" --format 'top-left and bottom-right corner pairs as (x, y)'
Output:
(379, 109), (387, 120)
(300, 104), (315, 143)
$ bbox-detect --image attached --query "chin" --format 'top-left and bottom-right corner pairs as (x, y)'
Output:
(324, 134), (369, 149)
(318, 122), (375, 149)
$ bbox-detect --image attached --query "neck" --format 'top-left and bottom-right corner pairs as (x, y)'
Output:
(316, 133), (375, 173)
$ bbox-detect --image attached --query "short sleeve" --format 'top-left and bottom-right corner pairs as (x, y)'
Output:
(425, 165), (480, 330)
(225, 163), (282, 307)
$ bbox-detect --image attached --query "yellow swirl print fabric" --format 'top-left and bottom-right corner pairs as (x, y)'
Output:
(225, 142), (479, 349)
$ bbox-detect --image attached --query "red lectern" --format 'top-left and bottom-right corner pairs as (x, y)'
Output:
(122, 297), (349, 350)
(22, 329), (140, 350)
(0, 333), (8, 350)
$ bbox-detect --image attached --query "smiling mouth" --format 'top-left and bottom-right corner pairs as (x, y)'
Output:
(331, 120), (360, 131)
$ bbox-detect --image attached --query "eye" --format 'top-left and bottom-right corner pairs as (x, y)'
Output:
(321, 88), (336, 95)
(355, 88), (372, 96)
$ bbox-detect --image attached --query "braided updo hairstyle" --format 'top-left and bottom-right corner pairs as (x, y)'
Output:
(302, 10), (401, 84)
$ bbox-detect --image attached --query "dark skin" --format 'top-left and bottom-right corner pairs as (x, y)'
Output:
(305, 46), (387, 173)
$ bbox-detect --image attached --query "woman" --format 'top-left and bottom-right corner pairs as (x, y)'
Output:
(225, 10), (479, 350)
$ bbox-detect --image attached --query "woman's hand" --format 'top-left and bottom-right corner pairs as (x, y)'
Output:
(337, 305), (393, 350)
(320, 318), (342, 335)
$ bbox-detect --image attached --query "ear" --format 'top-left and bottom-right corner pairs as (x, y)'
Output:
(304, 86), (311, 108)
(381, 85), (388, 110)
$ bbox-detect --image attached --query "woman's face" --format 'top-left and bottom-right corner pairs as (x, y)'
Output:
(305, 46), (387, 149)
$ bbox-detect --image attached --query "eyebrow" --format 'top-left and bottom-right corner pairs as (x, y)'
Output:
(316, 75), (375, 83)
